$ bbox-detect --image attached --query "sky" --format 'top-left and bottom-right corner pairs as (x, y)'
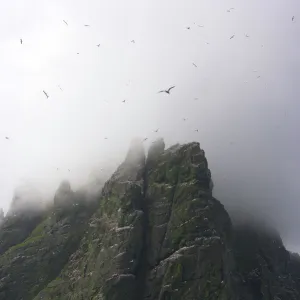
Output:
(0, 0), (299, 251)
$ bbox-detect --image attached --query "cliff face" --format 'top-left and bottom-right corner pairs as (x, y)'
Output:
(0, 140), (299, 300)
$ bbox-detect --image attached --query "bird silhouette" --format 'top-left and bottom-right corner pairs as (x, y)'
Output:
(104, 137), (108, 140)
(292, 16), (295, 21)
(195, 129), (199, 132)
(230, 35), (235, 39)
(58, 85), (63, 91)
(131, 40), (135, 43)
(143, 138), (148, 142)
(68, 169), (70, 172)
(5, 137), (9, 140)
(77, 52), (80, 54)
(192, 63), (197, 68)
(84, 24), (90, 27)
(183, 118), (187, 121)
(194, 98), (199, 100)
(227, 8), (234, 12)
(96, 44), (100, 47)
(257, 76), (261, 79)
(154, 129), (159, 133)
(158, 86), (175, 94)
(122, 100), (126, 103)
(43, 90), (49, 98)
(63, 20), (68, 26)
(245, 34), (249, 38)
(20, 39), (23, 44)
(186, 27), (191, 30)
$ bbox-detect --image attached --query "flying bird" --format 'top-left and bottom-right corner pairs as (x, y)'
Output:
(20, 39), (23, 44)
(84, 24), (90, 27)
(63, 20), (68, 26)
(68, 169), (70, 172)
(5, 137), (9, 140)
(58, 85), (63, 91)
(154, 129), (159, 133)
(245, 34), (250, 38)
(77, 52), (80, 54)
(230, 35), (235, 39)
(257, 76), (261, 79)
(227, 8), (234, 12)
(292, 16), (295, 21)
(122, 100), (126, 103)
(43, 90), (49, 99)
(195, 129), (199, 132)
(143, 138), (148, 142)
(194, 98), (198, 100)
(104, 137), (108, 140)
(158, 86), (175, 94)
(192, 63), (197, 68)
(96, 44), (101, 47)
(186, 27), (191, 30)
(131, 40), (135, 43)
(183, 118), (187, 121)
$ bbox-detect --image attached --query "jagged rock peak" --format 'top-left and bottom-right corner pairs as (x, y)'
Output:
(54, 180), (73, 207)
(124, 137), (145, 166)
(147, 138), (165, 163)
(110, 138), (146, 183)
(57, 180), (71, 193)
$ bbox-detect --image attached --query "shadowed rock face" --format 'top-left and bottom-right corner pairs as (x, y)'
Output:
(0, 140), (299, 300)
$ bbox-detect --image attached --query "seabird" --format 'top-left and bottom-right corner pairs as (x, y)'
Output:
(131, 40), (135, 43)
(245, 34), (249, 38)
(5, 137), (9, 140)
(154, 129), (159, 133)
(20, 39), (23, 44)
(96, 44), (100, 47)
(192, 63), (197, 68)
(292, 16), (295, 21)
(122, 100), (126, 103)
(158, 86), (175, 94)
(195, 129), (199, 132)
(84, 24), (90, 27)
(230, 35), (235, 39)
(143, 138), (148, 142)
(186, 27), (191, 30)
(183, 118), (187, 121)
(43, 90), (49, 98)
(104, 137), (108, 140)
(63, 20), (68, 26)
(58, 85), (63, 91)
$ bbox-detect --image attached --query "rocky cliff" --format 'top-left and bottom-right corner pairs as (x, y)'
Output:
(0, 140), (299, 300)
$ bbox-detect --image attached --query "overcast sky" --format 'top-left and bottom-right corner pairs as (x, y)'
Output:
(0, 0), (299, 251)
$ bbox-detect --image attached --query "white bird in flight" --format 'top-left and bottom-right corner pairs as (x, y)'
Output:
(158, 86), (175, 94)
(43, 90), (49, 99)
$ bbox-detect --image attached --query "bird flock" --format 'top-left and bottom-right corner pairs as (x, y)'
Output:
(3, 9), (297, 172)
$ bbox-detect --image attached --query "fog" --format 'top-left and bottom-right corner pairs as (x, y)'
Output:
(0, 0), (299, 251)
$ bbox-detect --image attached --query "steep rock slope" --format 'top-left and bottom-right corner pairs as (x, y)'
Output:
(142, 140), (234, 299)
(0, 184), (97, 300)
(33, 140), (235, 300)
(232, 224), (300, 300)
(0, 140), (300, 300)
